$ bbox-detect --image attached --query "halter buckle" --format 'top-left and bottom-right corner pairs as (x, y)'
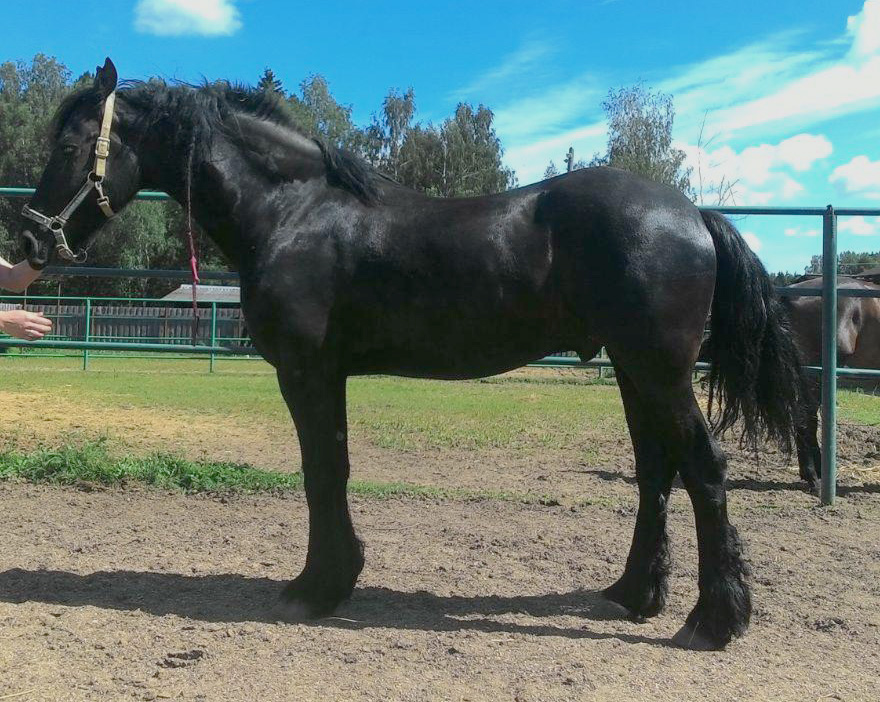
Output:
(95, 136), (111, 159)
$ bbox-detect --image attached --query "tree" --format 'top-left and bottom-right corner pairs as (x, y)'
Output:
(0, 55), (73, 257)
(287, 74), (362, 151)
(366, 92), (516, 197)
(395, 103), (516, 197)
(770, 271), (801, 286)
(543, 161), (560, 179)
(591, 84), (692, 197)
(257, 67), (283, 95)
(363, 87), (416, 179)
(806, 251), (880, 276)
(439, 103), (516, 196)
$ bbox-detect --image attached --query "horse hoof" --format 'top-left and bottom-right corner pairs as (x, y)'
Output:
(274, 578), (351, 621)
(598, 591), (639, 620)
(270, 597), (316, 622)
(671, 622), (725, 651)
(601, 579), (665, 621)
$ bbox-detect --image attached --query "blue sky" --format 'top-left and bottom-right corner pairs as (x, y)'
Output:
(4, 0), (880, 273)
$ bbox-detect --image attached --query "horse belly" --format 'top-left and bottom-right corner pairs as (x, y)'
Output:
(343, 300), (575, 379)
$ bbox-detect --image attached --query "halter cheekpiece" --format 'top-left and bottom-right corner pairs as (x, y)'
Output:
(20, 91), (118, 263)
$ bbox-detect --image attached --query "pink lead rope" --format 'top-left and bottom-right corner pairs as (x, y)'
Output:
(185, 142), (200, 346)
(189, 245), (200, 346)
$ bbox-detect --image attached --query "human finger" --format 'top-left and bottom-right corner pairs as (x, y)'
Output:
(27, 313), (53, 327)
(28, 320), (52, 333)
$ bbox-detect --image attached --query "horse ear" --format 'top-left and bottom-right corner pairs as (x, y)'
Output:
(94, 57), (118, 97)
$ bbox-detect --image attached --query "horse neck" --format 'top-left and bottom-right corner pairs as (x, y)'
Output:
(135, 111), (326, 270)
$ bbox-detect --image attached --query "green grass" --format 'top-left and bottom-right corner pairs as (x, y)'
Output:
(0, 440), (560, 503)
(348, 376), (626, 451)
(0, 440), (301, 493)
(0, 355), (628, 453)
(837, 388), (880, 425)
(1, 354), (879, 455)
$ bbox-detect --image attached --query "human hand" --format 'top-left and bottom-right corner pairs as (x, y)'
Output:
(0, 309), (53, 340)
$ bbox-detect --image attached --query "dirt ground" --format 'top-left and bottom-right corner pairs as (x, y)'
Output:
(1, 379), (880, 700)
(1, 480), (879, 702)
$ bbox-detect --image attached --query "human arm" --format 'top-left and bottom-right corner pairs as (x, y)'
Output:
(0, 255), (51, 339)
(0, 254), (42, 293)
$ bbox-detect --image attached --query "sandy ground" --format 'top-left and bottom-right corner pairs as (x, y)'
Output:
(1, 469), (879, 700)
(0, 379), (879, 700)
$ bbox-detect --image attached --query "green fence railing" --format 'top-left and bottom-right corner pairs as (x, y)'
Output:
(5, 187), (880, 505)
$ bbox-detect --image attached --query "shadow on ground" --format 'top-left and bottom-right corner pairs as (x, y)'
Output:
(0, 567), (670, 647)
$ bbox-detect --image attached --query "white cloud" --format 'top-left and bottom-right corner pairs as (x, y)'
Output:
(488, 2), (876, 189)
(742, 231), (762, 252)
(848, 0), (880, 59)
(776, 134), (834, 171)
(681, 133), (830, 205)
(830, 155), (880, 198)
(451, 40), (554, 100)
(493, 80), (600, 142)
(134, 0), (242, 37)
(504, 123), (606, 185)
(670, 1), (880, 142)
(840, 216), (880, 236)
(784, 227), (820, 238)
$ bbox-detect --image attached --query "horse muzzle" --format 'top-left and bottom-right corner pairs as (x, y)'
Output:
(20, 228), (52, 270)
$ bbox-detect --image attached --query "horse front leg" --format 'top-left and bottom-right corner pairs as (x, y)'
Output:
(276, 365), (364, 618)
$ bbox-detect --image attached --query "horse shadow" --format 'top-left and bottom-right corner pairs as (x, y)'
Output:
(584, 467), (880, 495)
(0, 568), (670, 647)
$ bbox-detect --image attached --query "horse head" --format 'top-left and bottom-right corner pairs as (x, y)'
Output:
(20, 58), (141, 268)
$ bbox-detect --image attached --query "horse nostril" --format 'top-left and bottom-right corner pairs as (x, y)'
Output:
(21, 229), (37, 256)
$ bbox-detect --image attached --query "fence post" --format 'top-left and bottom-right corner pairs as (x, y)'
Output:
(209, 302), (217, 373)
(83, 298), (91, 371)
(821, 205), (837, 506)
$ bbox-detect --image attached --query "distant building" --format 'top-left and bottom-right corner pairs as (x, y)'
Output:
(856, 267), (880, 284)
(160, 284), (240, 304)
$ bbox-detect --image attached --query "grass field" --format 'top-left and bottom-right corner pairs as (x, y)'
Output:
(0, 354), (630, 453)
(0, 353), (878, 496)
(2, 354), (879, 435)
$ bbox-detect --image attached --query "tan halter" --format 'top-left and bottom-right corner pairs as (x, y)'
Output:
(20, 91), (117, 262)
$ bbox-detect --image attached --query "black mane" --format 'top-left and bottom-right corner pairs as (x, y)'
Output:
(52, 80), (381, 205)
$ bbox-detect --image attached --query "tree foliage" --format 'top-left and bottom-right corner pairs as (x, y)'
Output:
(393, 104), (516, 197)
(590, 84), (692, 197)
(257, 67), (283, 95)
(0, 55), (517, 295)
(805, 251), (880, 276)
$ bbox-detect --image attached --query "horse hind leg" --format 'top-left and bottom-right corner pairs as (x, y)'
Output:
(672, 406), (751, 650)
(605, 348), (751, 650)
(602, 367), (676, 619)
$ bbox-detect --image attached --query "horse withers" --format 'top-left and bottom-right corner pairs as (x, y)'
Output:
(18, 59), (809, 650)
(785, 276), (880, 490)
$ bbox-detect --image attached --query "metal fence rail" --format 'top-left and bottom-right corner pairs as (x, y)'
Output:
(4, 187), (880, 505)
(709, 204), (880, 506)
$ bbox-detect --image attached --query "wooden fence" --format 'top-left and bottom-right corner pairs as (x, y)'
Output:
(0, 302), (249, 347)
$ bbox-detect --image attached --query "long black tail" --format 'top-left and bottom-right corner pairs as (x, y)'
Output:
(700, 210), (806, 452)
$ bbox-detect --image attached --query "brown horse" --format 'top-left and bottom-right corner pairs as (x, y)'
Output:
(785, 276), (880, 489)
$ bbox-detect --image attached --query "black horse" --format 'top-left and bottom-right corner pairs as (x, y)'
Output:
(19, 60), (806, 650)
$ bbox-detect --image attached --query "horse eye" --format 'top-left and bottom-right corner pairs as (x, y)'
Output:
(60, 144), (79, 155)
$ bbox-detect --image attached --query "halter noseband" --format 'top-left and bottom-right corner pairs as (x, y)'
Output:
(21, 91), (117, 263)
